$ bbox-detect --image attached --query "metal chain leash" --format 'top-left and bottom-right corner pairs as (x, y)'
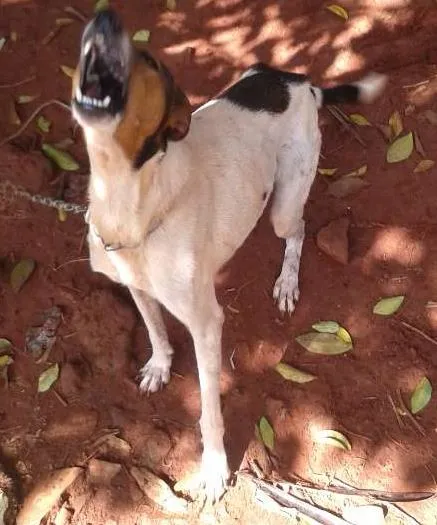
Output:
(0, 179), (87, 215)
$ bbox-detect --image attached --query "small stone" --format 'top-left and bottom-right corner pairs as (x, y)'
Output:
(88, 459), (121, 485)
(316, 217), (349, 265)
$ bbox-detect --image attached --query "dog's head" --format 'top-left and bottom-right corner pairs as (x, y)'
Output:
(72, 9), (191, 168)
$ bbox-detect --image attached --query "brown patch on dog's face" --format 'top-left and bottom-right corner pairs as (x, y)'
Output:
(114, 52), (191, 168)
(71, 9), (191, 168)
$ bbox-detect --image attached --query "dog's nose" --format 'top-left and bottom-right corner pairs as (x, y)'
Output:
(91, 8), (123, 38)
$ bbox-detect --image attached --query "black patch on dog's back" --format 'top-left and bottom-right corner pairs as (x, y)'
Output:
(220, 63), (307, 114)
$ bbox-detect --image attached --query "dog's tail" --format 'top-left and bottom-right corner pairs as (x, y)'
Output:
(311, 72), (387, 109)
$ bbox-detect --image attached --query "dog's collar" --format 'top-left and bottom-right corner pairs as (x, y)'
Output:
(86, 209), (161, 252)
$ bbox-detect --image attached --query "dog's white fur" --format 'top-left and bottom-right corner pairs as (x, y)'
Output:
(75, 68), (386, 500)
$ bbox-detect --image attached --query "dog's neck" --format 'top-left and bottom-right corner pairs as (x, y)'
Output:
(84, 126), (178, 249)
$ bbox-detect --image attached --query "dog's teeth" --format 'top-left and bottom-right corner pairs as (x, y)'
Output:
(103, 96), (111, 108)
(83, 40), (92, 57)
(75, 87), (82, 102)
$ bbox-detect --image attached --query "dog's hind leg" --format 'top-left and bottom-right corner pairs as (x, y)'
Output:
(271, 131), (321, 314)
(129, 287), (174, 393)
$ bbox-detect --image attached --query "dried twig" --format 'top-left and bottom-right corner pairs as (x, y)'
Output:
(150, 415), (196, 428)
(64, 5), (88, 23)
(240, 473), (350, 525)
(226, 278), (257, 309)
(53, 257), (90, 272)
(388, 393), (404, 429)
(327, 105), (367, 147)
(339, 425), (372, 442)
(0, 99), (71, 148)
(403, 79), (431, 89)
(0, 75), (36, 89)
(334, 478), (424, 525)
(396, 389), (426, 437)
(53, 388), (68, 407)
(398, 319), (437, 348)
(229, 347), (237, 370)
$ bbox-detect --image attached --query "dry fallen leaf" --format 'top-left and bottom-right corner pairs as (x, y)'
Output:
(349, 113), (371, 126)
(94, 0), (109, 11)
(16, 467), (82, 525)
(328, 178), (370, 198)
(17, 94), (38, 104)
(55, 17), (74, 26)
(373, 295), (405, 316)
(343, 164), (367, 178)
(275, 362), (316, 383)
(10, 259), (35, 293)
(318, 168), (338, 176)
(0, 355), (13, 368)
(37, 116), (51, 133)
(336, 326), (352, 345)
(59, 65), (75, 79)
(38, 363), (60, 392)
(315, 429), (352, 451)
(132, 29), (150, 43)
(0, 338), (12, 351)
(414, 159), (434, 173)
(410, 377), (432, 414)
(326, 4), (349, 20)
(389, 110), (403, 139)
(296, 332), (352, 355)
(42, 144), (79, 171)
(57, 209), (68, 222)
(312, 321), (340, 333)
(386, 132), (414, 163)
(259, 416), (275, 451)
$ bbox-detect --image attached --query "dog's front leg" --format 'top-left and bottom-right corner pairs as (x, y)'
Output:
(129, 287), (174, 393)
(185, 288), (230, 501)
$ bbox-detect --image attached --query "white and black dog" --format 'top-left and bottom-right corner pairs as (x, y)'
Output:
(71, 9), (387, 501)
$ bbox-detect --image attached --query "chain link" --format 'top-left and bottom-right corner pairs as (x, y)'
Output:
(0, 179), (87, 215)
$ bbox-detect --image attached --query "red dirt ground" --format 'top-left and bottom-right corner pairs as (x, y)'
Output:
(1, 0), (437, 524)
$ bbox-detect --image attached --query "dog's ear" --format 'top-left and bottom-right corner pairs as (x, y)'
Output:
(165, 84), (192, 141)
(158, 62), (191, 141)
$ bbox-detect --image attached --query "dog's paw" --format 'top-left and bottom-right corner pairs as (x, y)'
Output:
(139, 353), (172, 394)
(273, 268), (300, 314)
(200, 449), (230, 503)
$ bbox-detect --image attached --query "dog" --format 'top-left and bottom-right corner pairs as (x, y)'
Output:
(71, 9), (387, 501)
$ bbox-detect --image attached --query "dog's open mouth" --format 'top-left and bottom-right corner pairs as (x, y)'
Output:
(73, 9), (130, 116)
